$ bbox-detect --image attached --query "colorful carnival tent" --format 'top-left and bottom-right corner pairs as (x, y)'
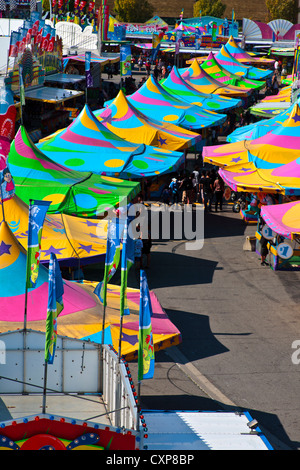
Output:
(161, 66), (242, 112)
(249, 101), (291, 119)
(180, 60), (252, 99)
(8, 126), (140, 218)
(0, 222), (181, 361)
(0, 194), (107, 266)
(203, 101), (300, 174)
(92, 90), (202, 151)
(224, 35), (275, 66)
(227, 103), (294, 142)
(37, 105), (185, 178)
(199, 52), (265, 91)
(215, 46), (273, 80)
(259, 85), (292, 103)
(261, 201), (300, 240)
(207, 105), (300, 194)
(117, 75), (228, 130)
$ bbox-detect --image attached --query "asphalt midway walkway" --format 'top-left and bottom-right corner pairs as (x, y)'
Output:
(126, 206), (300, 451)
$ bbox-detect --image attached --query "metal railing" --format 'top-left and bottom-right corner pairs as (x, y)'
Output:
(102, 345), (140, 432)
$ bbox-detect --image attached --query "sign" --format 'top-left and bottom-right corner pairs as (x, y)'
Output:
(277, 242), (293, 260)
(120, 44), (131, 77)
(262, 225), (275, 241)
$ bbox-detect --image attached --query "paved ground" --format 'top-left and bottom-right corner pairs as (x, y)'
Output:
(126, 205), (300, 451)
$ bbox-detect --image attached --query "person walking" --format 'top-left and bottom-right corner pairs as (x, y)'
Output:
(169, 177), (179, 205)
(213, 174), (225, 211)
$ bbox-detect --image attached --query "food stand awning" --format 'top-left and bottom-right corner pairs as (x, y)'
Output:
(14, 86), (84, 104)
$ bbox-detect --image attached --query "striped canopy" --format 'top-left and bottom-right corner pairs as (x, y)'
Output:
(116, 75), (228, 130)
(227, 104), (294, 143)
(161, 66), (242, 112)
(0, 221), (98, 322)
(93, 90), (202, 150)
(215, 46), (273, 80)
(225, 35), (275, 66)
(261, 201), (300, 240)
(1, 194), (107, 266)
(205, 104), (300, 195)
(37, 105), (185, 179)
(200, 52), (265, 91)
(0, 222), (181, 360)
(180, 59), (251, 98)
(8, 126), (140, 218)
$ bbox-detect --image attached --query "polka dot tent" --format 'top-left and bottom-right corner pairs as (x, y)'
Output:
(200, 52), (265, 92)
(161, 66), (242, 113)
(180, 60), (252, 99)
(104, 75), (227, 130)
(37, 105), (185, 178)
(8, 126), (140, 218)
(93, 90), (202, 151)
(215, 45), (273, 81)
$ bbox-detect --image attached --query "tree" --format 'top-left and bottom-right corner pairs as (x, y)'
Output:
(193, 0), (226, 18)
(114, 0), (154, 23)
(265, 0), (297, 23)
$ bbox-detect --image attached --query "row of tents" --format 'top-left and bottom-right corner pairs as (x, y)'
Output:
(0, 35), (276, 354)
(201, 40), (300, 270)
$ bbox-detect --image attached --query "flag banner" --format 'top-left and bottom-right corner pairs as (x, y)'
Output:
(212, 22), (217, 42)
(24, 19), (33, 44)
(87, 1), (95, 20)
(138, 269), (154, 381)
(151, 30), (164, 62)
(47, 27), (56, 52)
(26, 200), (51, 289)
(19, 64), (25, 106)
(175, 30), (183, 55)
(45, 252), (64, 364)
(120, 44), (131, 77)
(120, 220), (135, 316)
(9, 31), (20, 57)
(94, 218), (124, 307)
(18, 27), (27, 53)
(85, 51), (93, 87)
(0, 0), (6, 11)
(41, 24), (51, 51)
(30, 11), (40, 36)
(36, 19), (45, 44)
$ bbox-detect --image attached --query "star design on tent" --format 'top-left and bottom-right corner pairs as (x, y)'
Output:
(78, 243), (97, 253)
(41, 246), (66, 256)
(292, 113), (300, 123)
(81, 220), (99, 227)
(240, 167), (251, 172)
(231, 156), (242, 163)
(0, 241), (12, 256)
(158, 136), (167, 146)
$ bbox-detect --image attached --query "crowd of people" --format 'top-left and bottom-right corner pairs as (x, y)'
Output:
(162, 168), (225, 212)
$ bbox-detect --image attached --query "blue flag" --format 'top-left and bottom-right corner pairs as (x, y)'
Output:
(45, 253), (64, 364)
(94, 218), (123, 307)
(26, 200), (51, 289)
(85, 51), (93, 87)
(138, 269), (154, 381)
(120, 219), (135, 316)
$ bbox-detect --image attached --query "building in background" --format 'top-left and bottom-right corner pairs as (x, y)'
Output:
(96, 0), (269, 25)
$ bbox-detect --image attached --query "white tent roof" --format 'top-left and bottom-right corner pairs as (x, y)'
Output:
(143, 411), (273, 450)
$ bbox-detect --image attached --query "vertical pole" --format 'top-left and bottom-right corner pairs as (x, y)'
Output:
(42, 360), (48, 413)
(137, 381), (141, 431)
